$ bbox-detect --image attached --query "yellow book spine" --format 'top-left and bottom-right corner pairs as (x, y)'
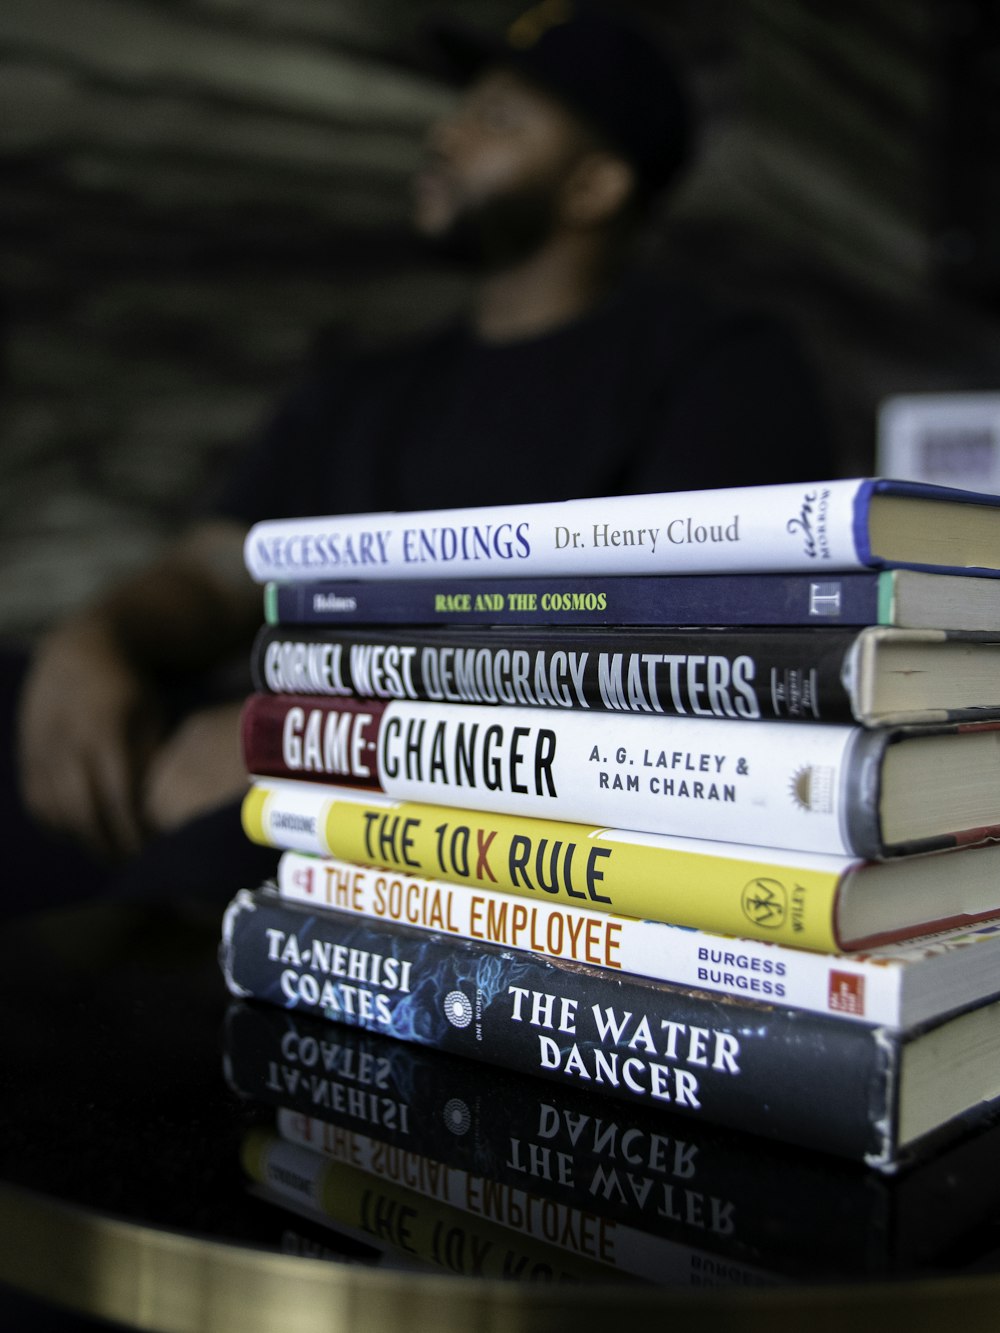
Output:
(241, 784), (845, 951)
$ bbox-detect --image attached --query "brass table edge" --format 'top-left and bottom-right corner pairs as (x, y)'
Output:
(1, 1179), (998, 1333)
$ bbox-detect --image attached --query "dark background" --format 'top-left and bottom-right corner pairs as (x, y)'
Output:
(3, 0), (1000, 642)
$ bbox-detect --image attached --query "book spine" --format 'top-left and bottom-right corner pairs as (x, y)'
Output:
(243, 479), (867, 583)
(238, 692), (873, 857)
(240, 779), (853, 951)
(263, 572), (884, 628)
(276, 851), (909, 1023)
(220, 888), (900, 1164)
(249, 624), (862, 724)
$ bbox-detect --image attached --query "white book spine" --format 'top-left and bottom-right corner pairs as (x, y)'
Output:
(276, 851), (912, 1026)
(370, 701), (858, 855)
(243, 479), (865, 583)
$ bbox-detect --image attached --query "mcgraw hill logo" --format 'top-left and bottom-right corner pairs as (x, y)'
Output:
(828, 971), (865, 1017)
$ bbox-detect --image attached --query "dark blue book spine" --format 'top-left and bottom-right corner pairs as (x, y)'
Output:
(265, 573), (882, 627)
(220, 889), (899, 1164)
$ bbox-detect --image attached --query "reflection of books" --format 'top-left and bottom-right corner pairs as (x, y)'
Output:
(223, 1003), (1000, 1282)
(242, 780), (1000, 954)
(244, 1177), (430, 1273)
(242, 1125), (777, 1287)
(240, 692), (1000, 858)
(241, 1126), (634, 1284)
(878, 393), (1000, 495)
(219, 888), (1000, 1169)
(242, 477), (1000, 583)
(263, 568), (1000, 631)
(273, 849), (1000, 1026)
(250, 622), (1000, 727)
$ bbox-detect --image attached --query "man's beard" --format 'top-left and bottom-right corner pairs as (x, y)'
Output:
(420, 177), (563, 273)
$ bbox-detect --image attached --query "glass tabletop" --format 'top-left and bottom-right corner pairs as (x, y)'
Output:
(1, 896), (998, 1332)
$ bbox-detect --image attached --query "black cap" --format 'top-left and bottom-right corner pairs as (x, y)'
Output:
(425, 0), (694, 199)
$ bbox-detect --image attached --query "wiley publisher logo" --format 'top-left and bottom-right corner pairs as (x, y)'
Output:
(741, 878), (787, 930)
(443, 990), (474, 1029)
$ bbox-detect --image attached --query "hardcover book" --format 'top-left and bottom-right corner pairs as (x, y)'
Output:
(219, 887), (1000, 1169)
(250, 622), (1000, 727)
(242, 478), (1000, 583)
(274, 849), (1000, 1025)
(241, 779), (1000, 953)
(239, 693), (1000, 858)
(263, 568), (1000, 631)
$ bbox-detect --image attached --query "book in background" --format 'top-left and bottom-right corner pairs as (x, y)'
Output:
(878, 393), (1000, 495)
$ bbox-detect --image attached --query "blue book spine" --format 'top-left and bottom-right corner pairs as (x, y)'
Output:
(264, 573), (882, 627)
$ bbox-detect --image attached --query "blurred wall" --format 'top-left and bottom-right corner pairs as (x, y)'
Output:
(2, 0), (1000, 640)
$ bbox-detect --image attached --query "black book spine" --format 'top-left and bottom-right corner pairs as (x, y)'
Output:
(250, 624), (859, 722)
(220, 889), (899, 1164)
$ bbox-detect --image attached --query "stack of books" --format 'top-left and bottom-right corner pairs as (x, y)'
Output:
(220, 478), (1000, 1178)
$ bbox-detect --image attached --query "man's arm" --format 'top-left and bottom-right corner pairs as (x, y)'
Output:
(17, 518), (261, 859)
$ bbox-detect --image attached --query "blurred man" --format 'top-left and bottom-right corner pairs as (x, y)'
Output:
(11, 1), (834, 909)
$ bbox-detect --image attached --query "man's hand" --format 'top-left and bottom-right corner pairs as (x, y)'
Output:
(16, 519), (259, 860)
(17, 618), (164, 860)
(142, 700), (249, 834)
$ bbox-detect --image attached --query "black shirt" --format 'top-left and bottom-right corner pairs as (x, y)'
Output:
(215, 273), (835, 525)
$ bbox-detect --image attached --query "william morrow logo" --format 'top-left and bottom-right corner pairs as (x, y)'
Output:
(786, 486), (833, 561)
(785, 490), (820, 558)
(443, 990), (474, 1029)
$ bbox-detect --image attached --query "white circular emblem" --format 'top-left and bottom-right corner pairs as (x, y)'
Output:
(443, 989), (473, 1028)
